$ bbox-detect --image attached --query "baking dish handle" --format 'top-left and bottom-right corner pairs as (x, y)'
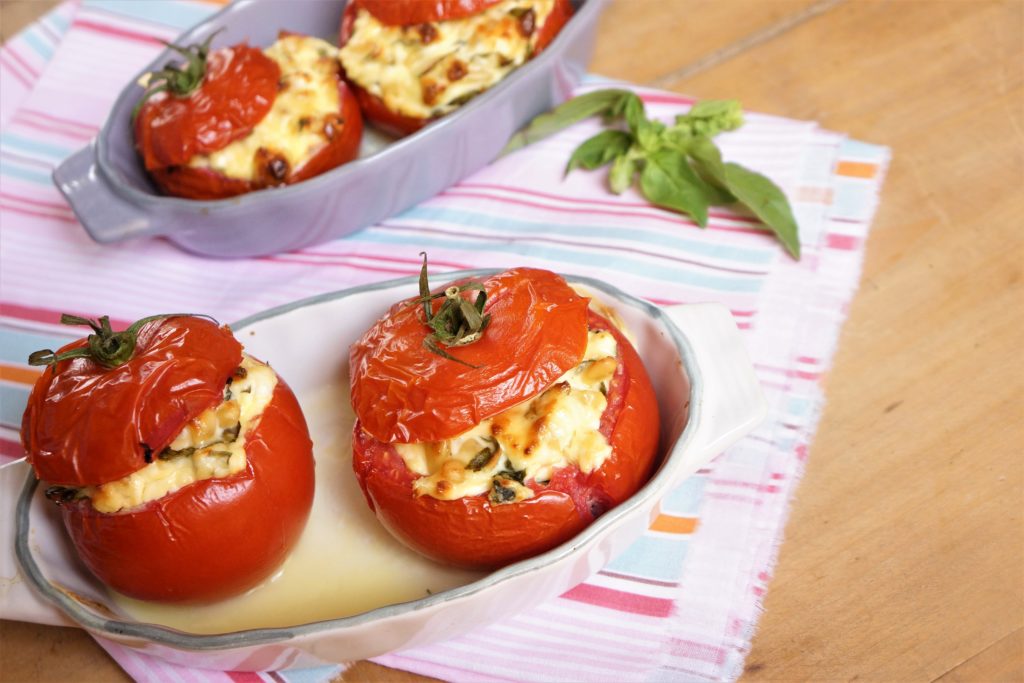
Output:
(662, 303), (768, 472)
(52, 143), (155, 244)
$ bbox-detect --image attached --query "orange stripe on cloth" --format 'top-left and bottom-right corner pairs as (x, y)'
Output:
(649, 514), (699, 534)
(836, 161), (879, 179)
(0, 363), (42, 386)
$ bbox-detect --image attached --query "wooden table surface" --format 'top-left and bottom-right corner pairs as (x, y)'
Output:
(2, 1), (1022, 681)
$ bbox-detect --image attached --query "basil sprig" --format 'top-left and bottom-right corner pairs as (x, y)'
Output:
(504, 89), (801, 259)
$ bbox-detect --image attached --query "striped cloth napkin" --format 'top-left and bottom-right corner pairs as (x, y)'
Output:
(0, 2), (889, 681)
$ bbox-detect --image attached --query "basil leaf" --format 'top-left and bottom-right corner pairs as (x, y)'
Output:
(672, 99), (743, 140)
(504, 89), (636, 153)
(639, 148), (711, 227)
(686, 99), (741, 121)
(566, 130), (632, 174)
(636, 119), (665, 152)
(623, 95), (646, 135)
(722, 163), (801, 258)
(609, 153), (637, 194)
(686, 135), (736, 204)
(609, 90), (643, 119)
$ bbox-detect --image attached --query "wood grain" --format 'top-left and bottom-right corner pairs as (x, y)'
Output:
(666, 2), (1024, 680)
(2, 1), (1022, 681)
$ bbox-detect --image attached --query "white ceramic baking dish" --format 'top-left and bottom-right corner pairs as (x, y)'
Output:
(0, 272), (766, 671)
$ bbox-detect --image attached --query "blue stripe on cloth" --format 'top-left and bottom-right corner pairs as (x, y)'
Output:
(44, 11), (72, 33)
(604, 535), (689, 582)
(660, 476), (708, 516)
(0, 385), (28, 429)
(279, 665), (348, 683)
(19, 29), (55, 60)
(0, 163), (53, 186)
(2, 133), (75, 161)
(0, 329), (76, 365)
(83, 0), (217, 32)
(355, 232), (766, 292)
(787, 396), (812, 416)
(396, 205), (774, 265)
(841, 138), (890, 162)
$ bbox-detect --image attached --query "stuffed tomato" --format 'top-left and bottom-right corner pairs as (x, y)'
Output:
(338, 0), (574, 136)
(21, 314), (315, 603)
(349, 265), (660, 569)
(135, 32), (362, 200)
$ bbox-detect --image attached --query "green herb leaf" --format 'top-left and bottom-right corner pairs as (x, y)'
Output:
(673, 99), (744, 138)
(503, 89), (636, 153)
(467, 438), (499, 471)
(686, 135), (737, 205)
(496, 466), (526, 484)
(608, 153), (637, 194)
(639, 148), (712, 226)
(636, 119), (665, 152)
(565, 130), (632, 174)
(623, 95), (646, 134)
(722, 162), (801, 258)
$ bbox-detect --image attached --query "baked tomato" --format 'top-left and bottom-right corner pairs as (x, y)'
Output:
(135, 33), (362, 200)
(349, 267), (660, 569)
(21, 314), (315, 603)
(338, 0), (574, 136)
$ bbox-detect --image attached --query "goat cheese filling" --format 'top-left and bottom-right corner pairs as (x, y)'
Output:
(393, 329), (617, 504)
(339, 0), (555, 120)
(48, 355), (277, 514)
(187, 35), (342, 182)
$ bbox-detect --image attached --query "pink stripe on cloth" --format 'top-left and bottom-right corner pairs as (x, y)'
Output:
(561, 583), (676, 617)
(0, 2), (79, 127)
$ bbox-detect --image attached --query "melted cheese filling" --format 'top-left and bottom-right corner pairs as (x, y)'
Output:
(80, 356), (278, 513)
(339, 0), (555, 120)
(394, 330), (618, 503)
(188, 35), (341, 181)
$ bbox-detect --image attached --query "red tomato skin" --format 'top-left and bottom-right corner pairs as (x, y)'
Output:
(350, 310), (661, 570)
(338, 0), (574, 137)
(355, 0), (504, 26)
(533, 0), (573, 54)
(59, 379), (315, 603)
(146, 78), (363, 200)
(350, 268), (591, 444)
(22, 317), (242, 487)
(135, 44), (281, 170)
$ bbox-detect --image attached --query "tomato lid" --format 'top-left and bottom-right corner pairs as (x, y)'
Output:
(21, 316), (243, 486)
(354, 0), (504, 26)
(350, 268), (590, 443)
(135, 43), (280, 170)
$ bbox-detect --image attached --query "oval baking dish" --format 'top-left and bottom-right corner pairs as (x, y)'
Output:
(4, 272), (766, 670)
(51, 0), (607, 259)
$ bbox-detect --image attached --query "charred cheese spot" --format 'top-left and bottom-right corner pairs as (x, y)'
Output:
(394, 330), (617, 503)
(188, 35), (341, 182)
(82, 356), (277, 514)
(338, 0), (555, 120)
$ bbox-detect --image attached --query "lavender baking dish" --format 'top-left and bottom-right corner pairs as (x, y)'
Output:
(52, 0), (605, 258)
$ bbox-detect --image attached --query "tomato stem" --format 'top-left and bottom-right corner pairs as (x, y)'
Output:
(131, 29), (223, 121)
(414, 252), (491, 367)
(28, 313), (216, 370)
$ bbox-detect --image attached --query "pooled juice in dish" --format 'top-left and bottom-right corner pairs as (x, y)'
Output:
(111, 378), (483, 634)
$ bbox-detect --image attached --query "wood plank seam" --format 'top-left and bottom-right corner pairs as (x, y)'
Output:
(930, 626), (1024, 682)
(646, 0), (847, 88)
